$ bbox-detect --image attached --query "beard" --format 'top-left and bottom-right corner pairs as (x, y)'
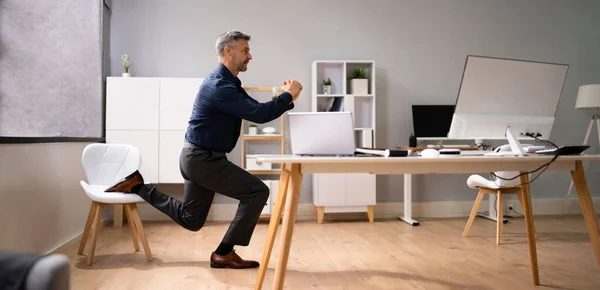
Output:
(237, 59), (248, 72)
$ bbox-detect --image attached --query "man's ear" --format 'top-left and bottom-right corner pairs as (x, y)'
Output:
(223, 45), (233, 56)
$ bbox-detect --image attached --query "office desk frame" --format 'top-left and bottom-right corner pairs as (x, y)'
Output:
(253, 154), (600, 289)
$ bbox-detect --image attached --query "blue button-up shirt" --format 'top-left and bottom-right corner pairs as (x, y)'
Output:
(185, 63), (295, 153)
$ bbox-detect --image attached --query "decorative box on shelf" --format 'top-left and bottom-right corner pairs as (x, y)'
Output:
(246, 154), (272, 170)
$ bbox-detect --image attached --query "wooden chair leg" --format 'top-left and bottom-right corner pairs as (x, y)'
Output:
(517, 192), (538, 240)
(129, 204), (153, 262)
(124, 204), (140, 252)
(87, 203), (105, 266)
(496, 191), (504, 245)
(463, 189), (485, 237)
(78, 202), (98, 255)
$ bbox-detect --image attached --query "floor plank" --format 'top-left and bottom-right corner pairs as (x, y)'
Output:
(54, 215), (600, 289)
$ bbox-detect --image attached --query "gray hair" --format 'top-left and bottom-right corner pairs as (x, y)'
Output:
(216, 30), (251, 56)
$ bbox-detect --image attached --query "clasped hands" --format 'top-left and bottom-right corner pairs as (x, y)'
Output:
(281, 80), (303, 103)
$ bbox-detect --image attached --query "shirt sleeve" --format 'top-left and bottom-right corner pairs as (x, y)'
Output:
(212, 81), (295, 123)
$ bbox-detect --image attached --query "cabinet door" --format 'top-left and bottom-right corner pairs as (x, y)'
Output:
(159, 78), (204, 130)
(261, 180), (271, 214)
(346, 173), (376, 205)
(106, 130), (159, 183)
(314, 173), (346, 205)
(106, 77), (159, 130)
(158, 130), (186, 183)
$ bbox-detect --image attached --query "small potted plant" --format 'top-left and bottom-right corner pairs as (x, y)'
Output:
(322, 78), (332, 94)
(249, 124), (258, 135)
(121, 54), (131, 77)
(348, 68), (368, 94)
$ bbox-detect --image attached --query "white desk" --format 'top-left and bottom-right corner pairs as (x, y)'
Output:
(253, 154), (600, 289)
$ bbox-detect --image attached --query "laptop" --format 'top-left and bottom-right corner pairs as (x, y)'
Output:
(288, 111), (356, 156)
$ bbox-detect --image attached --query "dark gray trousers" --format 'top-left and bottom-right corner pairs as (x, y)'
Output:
(136, 142), (269, 246)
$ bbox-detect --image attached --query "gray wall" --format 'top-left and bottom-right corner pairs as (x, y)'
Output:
(0, 143), (96, 253)
(110, 0), (600, 204)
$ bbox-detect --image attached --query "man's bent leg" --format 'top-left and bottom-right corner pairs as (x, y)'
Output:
(181, 152), (269, 246)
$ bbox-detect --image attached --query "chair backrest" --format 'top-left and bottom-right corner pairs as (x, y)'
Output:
(81, 143), (141, 186)
(492, 143), (533, 187)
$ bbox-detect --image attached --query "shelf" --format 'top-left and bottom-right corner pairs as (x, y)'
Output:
(316, 96), (344, 112)
(243, 87), (274, 91)
(248, 169), (281, 175)
(243, 134), (283, 140)
(316, 94), (344, 97)
(353, 96), (374, 128)
(315, 62), (344, 95)
(346, 62), (375, 95)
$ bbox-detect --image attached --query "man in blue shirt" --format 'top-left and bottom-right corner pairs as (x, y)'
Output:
(105, 30), (302, 269)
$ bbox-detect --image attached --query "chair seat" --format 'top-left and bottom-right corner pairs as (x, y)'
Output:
(80, 181), (144, 204)
(467, 174), (504, 189)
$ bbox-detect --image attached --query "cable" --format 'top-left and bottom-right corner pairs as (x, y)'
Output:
(488, 133), (561, 189)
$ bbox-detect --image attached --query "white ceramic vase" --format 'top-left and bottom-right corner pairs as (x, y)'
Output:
(122, 73), (130, 77)
(351, 79), (368, 94)
(249, 127), (257, 135)
(323, 85), (331, 94)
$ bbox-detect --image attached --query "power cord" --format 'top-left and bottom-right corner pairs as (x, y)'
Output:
(489, 133), (561, 189)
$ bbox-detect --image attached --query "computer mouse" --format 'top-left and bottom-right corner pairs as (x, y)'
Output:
(420, 149), (440, 158)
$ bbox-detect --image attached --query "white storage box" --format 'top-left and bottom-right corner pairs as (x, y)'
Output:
(246, 154), (272, 170)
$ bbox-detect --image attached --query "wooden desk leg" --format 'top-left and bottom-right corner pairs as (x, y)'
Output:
(570, 160), (600, 268)
(520, 172), (540, 285)
(255, 165), (291, 290)
(273, 164), (303, 290)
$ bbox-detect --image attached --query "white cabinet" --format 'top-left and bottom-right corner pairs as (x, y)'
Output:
(159, 78), (202, 130)
(105, 130), (159, 183)
(105, 77), (203, 184)
(261, 180), (279, 215)
(158, 130), (186, 183)
(311, 61), (377, 223)
(106, 78), (160, 130)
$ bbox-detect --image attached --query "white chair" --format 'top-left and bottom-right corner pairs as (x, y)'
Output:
(462, 145), (538, 245)
(78, 143), (152, 265)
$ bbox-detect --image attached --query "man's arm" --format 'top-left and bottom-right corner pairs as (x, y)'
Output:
(213, 81), (295, 124)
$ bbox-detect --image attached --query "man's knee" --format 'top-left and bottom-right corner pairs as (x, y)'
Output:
(184, 216), (206, 232)
(256, 182), (270, 202)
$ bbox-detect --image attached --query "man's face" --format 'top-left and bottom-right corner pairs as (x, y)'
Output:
(228, 39), (252, 72)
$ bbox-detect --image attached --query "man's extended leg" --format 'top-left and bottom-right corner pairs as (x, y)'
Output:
(134, 179), (215, 232)
(104, 149), (215, 232)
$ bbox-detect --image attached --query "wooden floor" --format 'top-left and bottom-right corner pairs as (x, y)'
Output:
(54, 215), (600, 290)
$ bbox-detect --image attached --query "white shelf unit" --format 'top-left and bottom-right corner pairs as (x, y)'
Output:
(311, 60), (376, 223)
(240, 87), (287, 218)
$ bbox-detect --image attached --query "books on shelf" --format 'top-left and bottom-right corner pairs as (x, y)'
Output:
(356, 147), (409, 157)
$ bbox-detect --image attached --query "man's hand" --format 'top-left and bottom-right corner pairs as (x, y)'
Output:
(281, 80), (302, 103)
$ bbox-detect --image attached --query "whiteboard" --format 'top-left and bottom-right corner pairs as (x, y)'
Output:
(454, 55), (568, 117)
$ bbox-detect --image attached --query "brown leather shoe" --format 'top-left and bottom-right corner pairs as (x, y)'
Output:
(104, 170), (144, 193)
(210, 250), (259, 269)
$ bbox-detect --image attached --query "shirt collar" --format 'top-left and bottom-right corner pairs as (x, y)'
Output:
(217, 63), (242, 87)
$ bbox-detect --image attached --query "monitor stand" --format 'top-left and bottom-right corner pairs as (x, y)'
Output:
(477, 126), (527, 223)
(483, 127), (529, 156)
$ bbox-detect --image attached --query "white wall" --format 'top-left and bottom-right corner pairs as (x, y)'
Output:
(109, 0), (600, 205)
(0, 143), (95, 253)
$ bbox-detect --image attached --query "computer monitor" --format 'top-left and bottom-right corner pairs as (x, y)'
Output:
(288, 111), (356, 156)
(412, 105), (455, 137)
(448, 55), (569, 154)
